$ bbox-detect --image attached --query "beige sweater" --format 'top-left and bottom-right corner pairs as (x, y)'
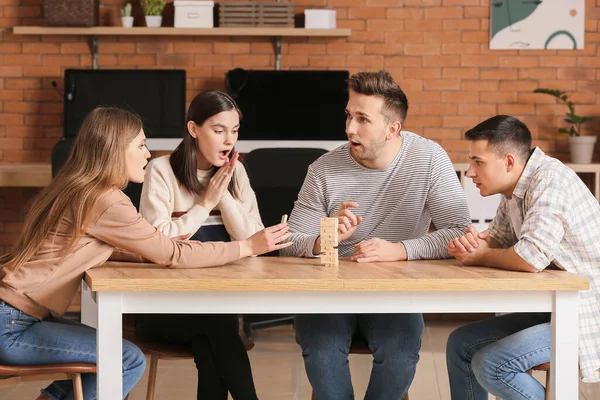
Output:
(0, 189), (240, 320)
(139, 155), (263, 240)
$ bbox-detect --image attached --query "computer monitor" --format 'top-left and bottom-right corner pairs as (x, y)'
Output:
(225, 69), (349, 141)
(63, 69), (186, 139)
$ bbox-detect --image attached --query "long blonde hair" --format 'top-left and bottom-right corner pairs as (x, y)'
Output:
(1, 107), (143, 274)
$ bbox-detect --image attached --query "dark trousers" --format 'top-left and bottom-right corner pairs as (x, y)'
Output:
(135, 314), (258, 400)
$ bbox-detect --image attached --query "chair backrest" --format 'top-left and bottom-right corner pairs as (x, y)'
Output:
(50, 138), (144, 211)
(244, 148), (327, 228)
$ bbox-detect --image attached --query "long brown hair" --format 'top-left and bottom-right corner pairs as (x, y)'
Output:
(1, 107), (143, 274)
(170, 90), (242, 200)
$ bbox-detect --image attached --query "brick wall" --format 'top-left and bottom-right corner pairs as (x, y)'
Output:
(1, 0), (599, 253)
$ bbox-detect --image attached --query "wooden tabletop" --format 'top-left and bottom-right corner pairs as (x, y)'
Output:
(85, 257), (589, 292)
(0, 164), (52, 187)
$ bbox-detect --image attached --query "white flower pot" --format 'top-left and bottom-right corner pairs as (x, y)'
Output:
(121, 16), (134, 28)
(568, 135), (597, 164)
(145, 15), (162, 27)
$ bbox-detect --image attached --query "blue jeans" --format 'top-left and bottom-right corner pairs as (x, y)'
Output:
(446, 313), (551, 400)
(295, 313), (423, 400)
(0, 301), (146, 400)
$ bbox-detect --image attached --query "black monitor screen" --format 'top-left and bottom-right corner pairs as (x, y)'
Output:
(225, 69), (349, 141)
(63, 69), (186, 138)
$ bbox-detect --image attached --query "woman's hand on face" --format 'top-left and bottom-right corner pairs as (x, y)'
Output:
(199, 151), (239, 210)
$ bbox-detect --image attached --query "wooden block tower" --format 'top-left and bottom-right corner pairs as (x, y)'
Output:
(320, 217), (339, 267)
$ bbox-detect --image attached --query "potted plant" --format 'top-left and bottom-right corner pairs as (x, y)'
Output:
(121, 2), (133, 27)
(141, 0), (165, 27)
(533, 88), (597, 164)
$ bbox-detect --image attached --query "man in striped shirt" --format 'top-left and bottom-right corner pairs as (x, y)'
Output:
(446, 115), (600, 399)
(281, 70), (471, 399)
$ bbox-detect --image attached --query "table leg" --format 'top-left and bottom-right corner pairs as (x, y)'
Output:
(96, 291), (123, 400)
(551, 291), (579, 400)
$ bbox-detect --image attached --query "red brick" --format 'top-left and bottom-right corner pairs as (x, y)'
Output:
(213, 42), (251, 55)
(426, 7), (462, 19)
(289, 43), (327, 55)
(327, 43), (365, 55)
(365, 43), (402, 55)
(441, 43), (480, 54)
(3, 54), (41, 65)
(384, 56), (422, 67)
(386, 8), (424, 19)
(480, 69), (518, 80)
(497, 104), (536, 116)
(442, 67), (479, 79)
(348, 31), (385, 43)
(442, 92), (479, 103)
(458, 104), (497, 116)
(424, 31), (461, 43)
(404, 68), (441, 79)
(420, 103), (458, 115)
(348, 7), (386, 19)
(423, 55), (460, 67)
(498, 80), (538, 92)
(443, 19), (480, 31)
(404, 43), (441, 55)
(462, 80), (498, 92)
(480, 92), (518, 104)
(424, 79), (461, 91)
(405, 20), (443, 31)
(22, 43), (60, 54)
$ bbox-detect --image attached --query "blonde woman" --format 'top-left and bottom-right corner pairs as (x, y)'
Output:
(0, 107), (291, 400)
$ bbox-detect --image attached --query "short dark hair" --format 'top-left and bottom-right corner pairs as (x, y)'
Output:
(348, 70), (409, 124)
(465, 115), (532, 161)
(170, 90), (242, 199)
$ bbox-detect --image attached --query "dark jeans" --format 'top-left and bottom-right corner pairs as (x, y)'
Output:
(295, 313), (423, 400)
(135, 314), (258, 400)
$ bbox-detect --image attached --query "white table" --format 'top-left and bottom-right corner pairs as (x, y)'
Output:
(82, 257), (589, 400)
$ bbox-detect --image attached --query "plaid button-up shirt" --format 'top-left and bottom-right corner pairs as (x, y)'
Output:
(488, 147), (600, 382)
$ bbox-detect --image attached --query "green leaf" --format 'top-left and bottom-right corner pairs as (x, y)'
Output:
(558, 128), (569, 134)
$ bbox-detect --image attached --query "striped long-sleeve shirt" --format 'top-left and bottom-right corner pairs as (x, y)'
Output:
(281, 131), (471, 260)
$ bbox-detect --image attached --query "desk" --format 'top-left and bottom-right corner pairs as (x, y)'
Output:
(0, 164), (52, 187)
(83, 257), (588, 400)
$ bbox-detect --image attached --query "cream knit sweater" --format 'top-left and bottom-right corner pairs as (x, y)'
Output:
(139, 155), (264, 240)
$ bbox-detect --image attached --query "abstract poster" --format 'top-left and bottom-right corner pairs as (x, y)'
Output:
(490, 0), (585, 50)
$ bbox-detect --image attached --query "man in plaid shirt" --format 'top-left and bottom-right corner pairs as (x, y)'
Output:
(445, 115), (600, 400)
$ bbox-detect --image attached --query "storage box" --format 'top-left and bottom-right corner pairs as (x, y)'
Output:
(43, 0), (99, 27)
(174, 1), (214, 28)
(219, 2), (294, 27)
(304, 9), (336, 29)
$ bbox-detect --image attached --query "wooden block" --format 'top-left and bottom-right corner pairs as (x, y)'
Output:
(321, 248), (338, 267)
(320, 217), (339, 266)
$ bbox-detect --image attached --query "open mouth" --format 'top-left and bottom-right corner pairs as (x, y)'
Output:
(349, 140), (362, 149)
(218, 149), (231, 160)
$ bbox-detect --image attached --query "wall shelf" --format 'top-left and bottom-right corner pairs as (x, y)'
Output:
(12, 26), (350, 70)
(12, 26), (350, 37)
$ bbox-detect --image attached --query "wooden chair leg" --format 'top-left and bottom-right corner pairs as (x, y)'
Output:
(545, 370), (550, 400)
(146, 355), (159, 400)
(69, 373), (84, 400)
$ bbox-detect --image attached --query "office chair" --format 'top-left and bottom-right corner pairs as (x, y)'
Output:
(242, 147), (328, 338)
